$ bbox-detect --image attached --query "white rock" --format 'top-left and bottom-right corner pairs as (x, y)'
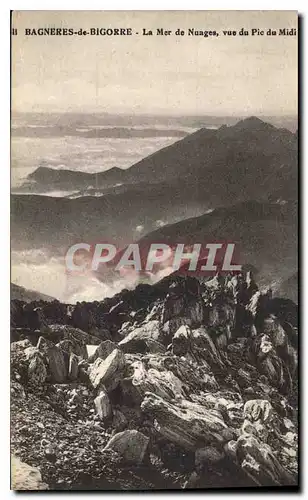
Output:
(89, 348), (126, 391)
(94, 390), (112, 419)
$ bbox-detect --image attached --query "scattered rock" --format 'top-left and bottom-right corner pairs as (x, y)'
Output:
(94, 389), (112, 420)
(103, 430), (149, 464)
(244, 399), (273, 423)
(89, 349), (126, 392)
(122, 359), (185, 405)
(11, 381), (26, 399)
(226, 433), (296, 486)
(11, 339), (32, 352)
(37, 336), (67, 383)
(27, 349), (47, 386)
(11, 455), (48, 490)
(88, 340), (117, 363)
(57, 339), (87, 360)
(142, 392), (234, 451)
(118, 321), (163, 353)
(10, 273), (298, 490)
(172, 325), (191, 356)
(68, 353), (79, 381)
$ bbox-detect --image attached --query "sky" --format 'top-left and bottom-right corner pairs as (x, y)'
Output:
(11, 10), (298, 115)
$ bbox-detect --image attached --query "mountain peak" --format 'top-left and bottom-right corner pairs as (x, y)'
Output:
(233, 116), (274, 131)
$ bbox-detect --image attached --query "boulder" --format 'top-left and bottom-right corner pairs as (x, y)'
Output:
(244, 399), (273, 423)
(145, 354), (218, 394)
(190, 327), (226, 370)
(204, 293), (237, 343)
(103, 430), (149, 464)
(62, 330), (88, 359)
(207, 299), (235, 331)
(141, 392), (234, 451)
(11, 342), (47, 387)
(118, 320), (163, 354)
(162, 317), (193, 340)
(11, 456), (48, 490)
(252, 334), (292, 391)
(86, 345), (97, 358)
(172, 325), (191, 356)
(47, 324), (101, 347)
(88, 340), (117, 363)
(89, 348), (126, 392)
(121, 359), (185, 405)
(195, 447), (224, 468)
(11, 381), (26, 400)
(133, 320), (161, 340)
(163, 294), (204, 328)
(68, 353), (79, 381)
(11, 339), (32, 352)
(240, 399), (274, 442)
(143, 339), (165, 354)
(26, 348), (47, 386)
(112, 409), (128, 431)
(162, 294), (185, 324)
(94, 389), (112, 419)
(162, 277), (204, 327)
(11, 341), (31, 386)
(226, 433), (296, 486)
(57, 338), (87, 360)
(37, 336), (67, 383)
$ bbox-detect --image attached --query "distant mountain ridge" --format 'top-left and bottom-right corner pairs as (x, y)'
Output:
(27, 166), (124, 190)
(11, 283), (56, 303)
(12, 126), (187, 139)
(12, 110), (298, 131)
(20, 117), (297, 206)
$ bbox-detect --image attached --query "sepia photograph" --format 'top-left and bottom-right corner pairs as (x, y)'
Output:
(10, 10), (298, 491)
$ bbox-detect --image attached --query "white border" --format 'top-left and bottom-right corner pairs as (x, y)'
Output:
(1, 1), (305, 498)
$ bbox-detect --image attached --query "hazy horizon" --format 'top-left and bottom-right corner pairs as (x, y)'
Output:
(12, 110), (298, 117)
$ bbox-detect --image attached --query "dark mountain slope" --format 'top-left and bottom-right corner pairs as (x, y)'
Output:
(138, 200), (297, 291)
(275, 272), (298, 304)
(11, 185), (211, 250)
(11, 283), (56, 303)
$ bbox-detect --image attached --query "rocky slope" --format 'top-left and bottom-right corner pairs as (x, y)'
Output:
(11, 273), (298, 490)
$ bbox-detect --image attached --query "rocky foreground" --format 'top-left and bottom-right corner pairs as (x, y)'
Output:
(11, 273), (298, 490)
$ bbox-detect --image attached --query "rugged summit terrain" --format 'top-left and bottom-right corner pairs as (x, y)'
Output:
(11, 272), (298, 490)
